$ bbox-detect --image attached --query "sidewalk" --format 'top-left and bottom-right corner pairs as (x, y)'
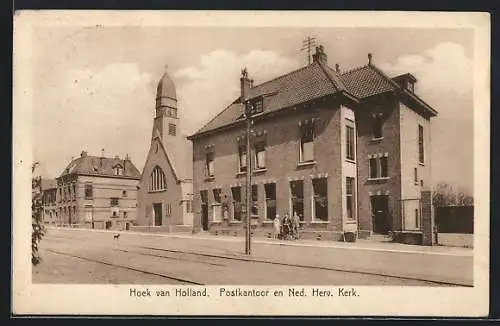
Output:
(48, 226), (473, 257)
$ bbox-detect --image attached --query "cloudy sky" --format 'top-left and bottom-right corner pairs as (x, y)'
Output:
(31, 25), (474, 194)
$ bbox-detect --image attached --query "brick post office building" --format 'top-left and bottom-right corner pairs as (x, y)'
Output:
(188, 46), (437, 240)
(56, 151), (141, 230)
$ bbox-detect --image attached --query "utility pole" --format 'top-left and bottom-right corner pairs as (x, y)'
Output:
(301, 36), (317, 65)
(244, 97), (253, 255)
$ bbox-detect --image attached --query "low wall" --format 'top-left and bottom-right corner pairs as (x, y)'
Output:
(437, 233), (474, 248)
(130, 225), (193, 234)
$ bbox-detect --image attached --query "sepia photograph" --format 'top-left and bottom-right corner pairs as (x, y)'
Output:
(13, 11), (490, 316)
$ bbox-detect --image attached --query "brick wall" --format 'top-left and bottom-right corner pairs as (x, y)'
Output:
(192, 97), (345, 233)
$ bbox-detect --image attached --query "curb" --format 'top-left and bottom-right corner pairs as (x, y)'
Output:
(48, 226), (472, 257)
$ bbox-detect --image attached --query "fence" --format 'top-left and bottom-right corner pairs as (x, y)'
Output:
(435, 206), (474, 234)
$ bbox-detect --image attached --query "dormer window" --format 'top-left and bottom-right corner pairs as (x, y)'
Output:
(250, 97), (263, 115)
(113, 165), (123, 176)
(392, 73), (417, 93)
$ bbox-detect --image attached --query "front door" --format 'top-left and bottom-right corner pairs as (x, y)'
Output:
(201, 204), (209, 230)
(371, 195), (390, 234)
(153, 203), (162, 226)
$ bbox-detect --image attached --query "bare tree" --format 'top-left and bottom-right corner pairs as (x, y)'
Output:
(433, 182), (473, 207)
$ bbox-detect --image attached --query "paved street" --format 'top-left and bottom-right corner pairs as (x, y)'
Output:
(33, 227), (473, 286)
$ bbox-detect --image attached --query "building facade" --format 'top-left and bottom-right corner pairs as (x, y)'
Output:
(136, 69), (194, 229)
(41, 179), (58, 225)
(55, 151), (141, 230)
(188, 45), (437, 240)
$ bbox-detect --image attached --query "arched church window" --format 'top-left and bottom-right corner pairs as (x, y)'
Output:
(149, 166), (166, 192)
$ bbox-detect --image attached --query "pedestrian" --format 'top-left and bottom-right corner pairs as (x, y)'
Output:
(292, 211), (301, 240)
(222, 195), (231, 220)
(273, 214), (281, 240)
(283, 213), (291, 240)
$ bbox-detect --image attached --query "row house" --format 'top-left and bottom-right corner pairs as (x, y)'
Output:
(187, 45), (437, 240)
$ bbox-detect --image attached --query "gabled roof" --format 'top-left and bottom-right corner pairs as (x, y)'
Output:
(190, 60), (437, 139)
(192, 61), (345, 136)
(157, 133), (193, 182)
(58, 155), (141, 180)
(339, 64), (398, 99)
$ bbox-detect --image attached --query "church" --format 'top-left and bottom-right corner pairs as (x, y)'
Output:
(136, 68), (194, 229)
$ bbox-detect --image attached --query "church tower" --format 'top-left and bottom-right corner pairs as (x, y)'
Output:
(152, 67), (179, 142)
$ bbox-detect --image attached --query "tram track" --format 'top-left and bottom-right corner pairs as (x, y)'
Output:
(42, 231), (471, 287)
(45, 248), (204, 285)
(133, 245), (470, 287)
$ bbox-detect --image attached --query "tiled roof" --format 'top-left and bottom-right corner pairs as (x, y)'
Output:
(191, 61), (435, 138)
(58, 155), (141, 179)
(339, 64), (398, 99)
(193, 61), (344, 136)
(41, 178), (57, 190)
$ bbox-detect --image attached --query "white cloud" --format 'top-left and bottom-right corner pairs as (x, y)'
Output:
(34, 63), (155, 177)
(173, 49), (300, 135)
(380, 42), (474, 192)
(379, 42), (473, 120)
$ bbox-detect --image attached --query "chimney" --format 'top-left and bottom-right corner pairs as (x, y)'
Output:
(335, 63), (340, 73)
(368, 53), (373, 65)
(240, 67), (251, 102)
(312, 45), (327, 64)
(80, 150), (87, 158)
(100, 148), (105, 166)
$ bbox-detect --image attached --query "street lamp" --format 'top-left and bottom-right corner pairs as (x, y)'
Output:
(244, 98), (253, 255)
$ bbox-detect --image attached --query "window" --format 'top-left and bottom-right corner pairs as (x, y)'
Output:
(238, 145), (247, 173)
(300, 125), (314, 162)
(149, 166), (166, 191)
(250, 98), (263, 115)
(346, 123), (355, 161)
(369, 158), (378, 179)
(72, 184), (76, 198)
(114, 165), (123, 176)
(251, 185), (258, 217)
(408, 82), (415, 93)
(123, 211), (128, 219)
(213, 188), (222, 204)
(186, 200), (193, 213)
(168, 108), (178, 118)
(418, 124), (424, 164)
(264, 183), (276, 221)
(373, 115), (383, 139)
(231, 187), (242, 221)
(313, 178), (328, 221)
(346, 177), (356, 220)
(110, 197), (119, 207)
(168, 123), (176, 136)
(414, 168), (418, 185)
(369, 155), (389, 179)
(254, 142), (266, 170)
(200, 190), (208, 204)
(206, 152), (214, 177)
(122, 190), (127, 197)
(415, 208), (420, 229)
(290, 180), (304, 221)
(380, 156), (388, 178)
(84, 184), (93, 199)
